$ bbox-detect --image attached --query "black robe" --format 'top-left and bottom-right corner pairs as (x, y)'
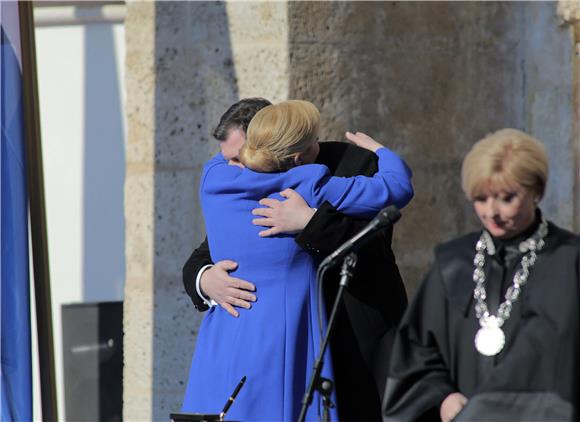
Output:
(383, 221), (580, 422)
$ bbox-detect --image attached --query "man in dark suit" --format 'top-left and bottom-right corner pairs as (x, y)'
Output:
(183, 98), (409, 421)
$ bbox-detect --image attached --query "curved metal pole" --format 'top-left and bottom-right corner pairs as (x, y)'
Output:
(19, 3), (58, 420)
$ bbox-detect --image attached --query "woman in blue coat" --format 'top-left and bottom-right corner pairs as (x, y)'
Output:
(182, 100), (413, 421)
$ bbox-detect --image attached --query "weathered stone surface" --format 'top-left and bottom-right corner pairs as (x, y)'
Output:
(225, 2), (289, 101)
(124, 2), (156, 420)
(288, 1), (576, 293)
(523, 3), (576, 230)
(558, 0), (580, 24)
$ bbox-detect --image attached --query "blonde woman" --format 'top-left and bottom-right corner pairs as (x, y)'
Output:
(182, 100), (413, 421)
(383, 129), (580, 422)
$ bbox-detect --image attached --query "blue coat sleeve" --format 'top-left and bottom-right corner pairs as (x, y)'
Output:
(312, 147), (413, 218)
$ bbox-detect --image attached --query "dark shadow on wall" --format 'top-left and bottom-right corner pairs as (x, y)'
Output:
(287, 1), (572, 295)
(152, 2), (238, 420)
(82, 22), (126, 302)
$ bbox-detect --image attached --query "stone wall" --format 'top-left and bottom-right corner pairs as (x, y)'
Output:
(287, 1), (577, 291)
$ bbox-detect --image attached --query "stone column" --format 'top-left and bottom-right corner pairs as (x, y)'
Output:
(524, 2), (577, 230)
(123, 2), (289, 420)
(557, 0), (580, 232)
(124, 3), (156, 420)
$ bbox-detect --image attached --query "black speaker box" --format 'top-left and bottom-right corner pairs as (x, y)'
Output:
(62, 301), (123, 422)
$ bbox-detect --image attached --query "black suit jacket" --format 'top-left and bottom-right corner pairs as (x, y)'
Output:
(182, 141), (408, 421)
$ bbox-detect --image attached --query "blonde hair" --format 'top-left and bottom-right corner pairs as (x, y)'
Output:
(239, 100), (320, 172)
(461, 128), (549, 200)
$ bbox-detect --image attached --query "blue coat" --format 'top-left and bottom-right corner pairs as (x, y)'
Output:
(182, 147), (413, 421)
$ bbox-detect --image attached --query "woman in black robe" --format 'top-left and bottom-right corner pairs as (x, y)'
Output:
(383, 129), (580, 422)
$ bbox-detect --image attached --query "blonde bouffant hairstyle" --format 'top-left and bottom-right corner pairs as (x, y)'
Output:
(238, 100), (320, 172)
(461, 129), (549, 200)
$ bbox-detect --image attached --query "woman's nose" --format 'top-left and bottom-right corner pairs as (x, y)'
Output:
(485, 198), (498, 217)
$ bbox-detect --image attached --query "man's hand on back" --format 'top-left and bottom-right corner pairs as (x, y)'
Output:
(200, 260), (256, 318)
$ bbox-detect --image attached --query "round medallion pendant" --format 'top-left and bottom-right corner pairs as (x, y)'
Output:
(474, 319), (505, 356)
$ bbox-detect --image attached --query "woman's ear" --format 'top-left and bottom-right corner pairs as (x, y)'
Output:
(293, 153), (303, 166)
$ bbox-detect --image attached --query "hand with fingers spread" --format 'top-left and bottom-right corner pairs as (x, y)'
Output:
(345, 131), (384, 153)
(199, 260), (257, 318)
(440, 392), (468, 422)
(251, 188), (316, 237)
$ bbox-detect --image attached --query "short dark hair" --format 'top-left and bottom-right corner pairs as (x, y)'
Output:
(212, 97), (272, 141)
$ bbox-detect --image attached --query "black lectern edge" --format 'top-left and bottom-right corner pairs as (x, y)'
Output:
(170, 412), (239, 422)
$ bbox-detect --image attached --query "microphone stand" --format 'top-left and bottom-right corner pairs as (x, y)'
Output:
(297, 253), (358, 422)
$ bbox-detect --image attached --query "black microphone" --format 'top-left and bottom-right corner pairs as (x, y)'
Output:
(319, 205), (401, 268)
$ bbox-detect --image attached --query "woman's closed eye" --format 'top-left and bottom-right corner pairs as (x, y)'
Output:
(498, 192), (517, 203)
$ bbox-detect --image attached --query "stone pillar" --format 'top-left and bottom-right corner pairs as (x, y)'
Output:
(123, 2), (234, 419)
(124, 3), (156, 420)
(557, 0), (580, 232)
(525, 2), (577, 230)
(123, 2), (289, 420)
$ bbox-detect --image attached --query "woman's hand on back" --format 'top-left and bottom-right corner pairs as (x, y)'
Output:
(345, 131), (383, 153)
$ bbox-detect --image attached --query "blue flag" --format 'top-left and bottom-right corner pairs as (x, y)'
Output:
(0, 2), (33, 421)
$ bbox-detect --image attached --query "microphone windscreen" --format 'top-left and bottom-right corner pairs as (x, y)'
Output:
(376, 205), (401, 226)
